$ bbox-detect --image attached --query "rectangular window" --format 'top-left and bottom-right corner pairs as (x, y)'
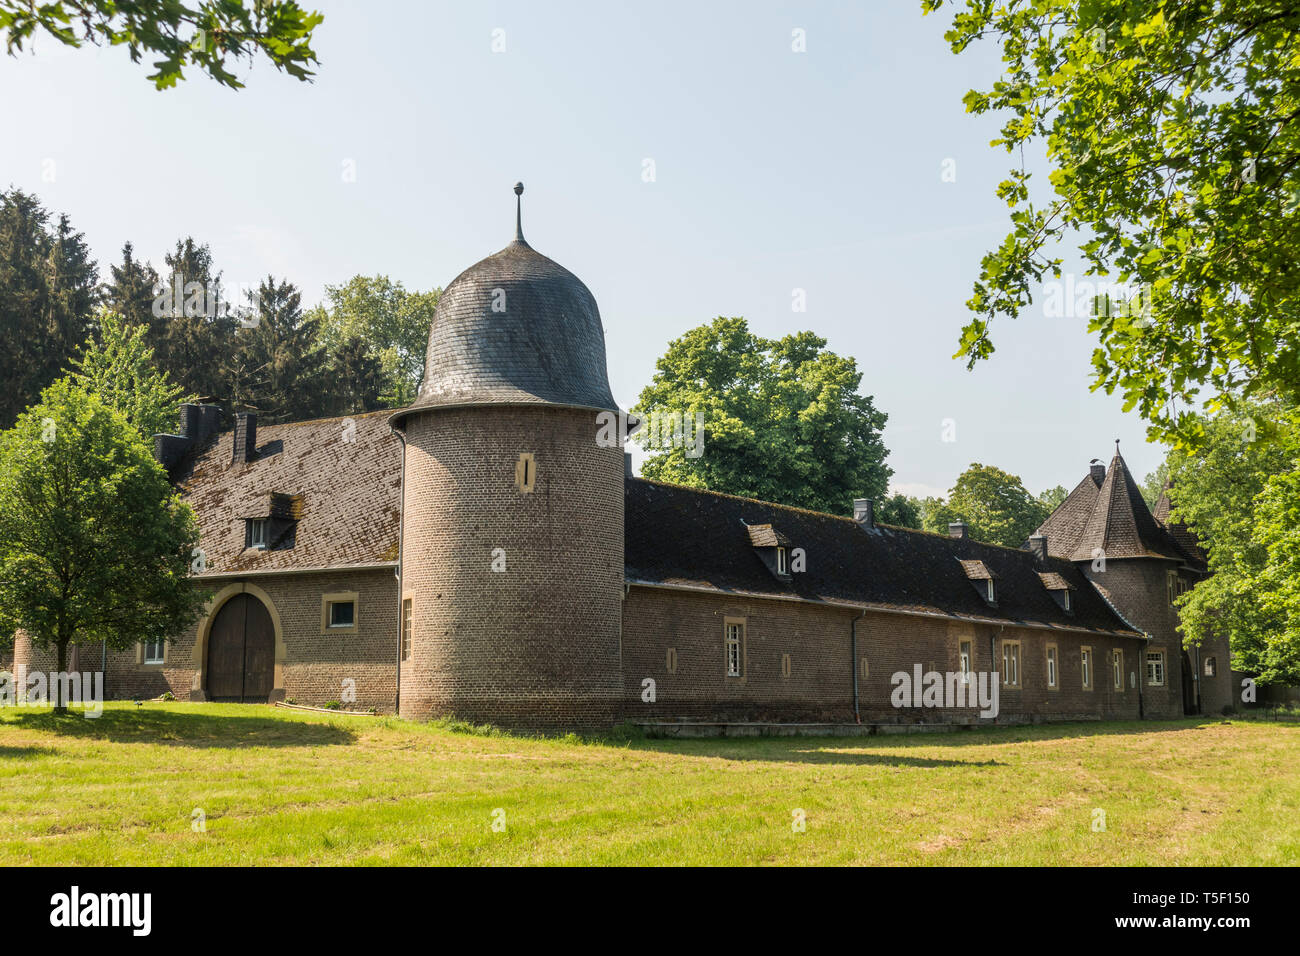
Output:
(143, 639), (165, 665)
(1063, 590), (1072, 612)
(986, 579), (996, 603)
(1113, 649), (1124, 691)
(1146, 650), (1165, 686)
(329, 601), (355, 628)
(1081, 647), (1093, 690)
(401, 598), (412, 661)
(724, 620), (744, 677)
(776, 547), (787, 575)
(1046, 644), (1058, 689)
(247, 518), (267, 549)
(321, 592), (359, 633)
(1204, 656), (1217, 677)
(959, 639), (973, 684)
(1001, 640), (1021, 688)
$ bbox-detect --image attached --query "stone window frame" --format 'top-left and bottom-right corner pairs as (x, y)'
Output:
(1081, 646), (1094, 690)
(321, 591), (359, 635)
(1146, 649), (1166, 686)
(958, 638), (974, 685)
(724, 617), (745, 679)
(1046, 642), (1059, 690)
(1112, 648), (1124, 691)
(401, 594), (413, 661)
(1001, 638), (1021, 689)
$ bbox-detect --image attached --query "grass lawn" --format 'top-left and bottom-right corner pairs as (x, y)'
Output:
(0, 702), (1296, 865)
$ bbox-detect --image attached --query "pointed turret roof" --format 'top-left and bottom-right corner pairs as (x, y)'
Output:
(1034, 449), (1195, 564)
(1153, 480), (1207, 566)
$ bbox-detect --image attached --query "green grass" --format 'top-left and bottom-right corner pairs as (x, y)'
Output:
(1, 703), (1296, 865)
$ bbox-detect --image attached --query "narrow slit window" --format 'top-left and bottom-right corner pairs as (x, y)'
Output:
(401, 598), (412, 661)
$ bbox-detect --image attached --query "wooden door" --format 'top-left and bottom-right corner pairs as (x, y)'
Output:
(206, 594), (275, 702)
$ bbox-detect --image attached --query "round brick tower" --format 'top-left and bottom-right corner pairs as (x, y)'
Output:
(390, 185), (624, 728)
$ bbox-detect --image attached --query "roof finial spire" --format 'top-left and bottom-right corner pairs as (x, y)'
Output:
(513, 182), (525, 244)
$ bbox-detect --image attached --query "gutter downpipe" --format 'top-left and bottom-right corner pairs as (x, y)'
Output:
(391, 425), (407, 718)
(851, 608), (866, 723)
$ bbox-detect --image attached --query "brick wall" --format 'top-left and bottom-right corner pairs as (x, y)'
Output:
(94, 568), (398, 711)
(398, 405), (624, 727)
(622, 586), (1148, 724)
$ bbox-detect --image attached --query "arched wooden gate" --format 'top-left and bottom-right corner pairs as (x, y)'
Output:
(206, 593), (275, 702)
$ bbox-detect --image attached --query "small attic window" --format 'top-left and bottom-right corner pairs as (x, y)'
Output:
(776, 547), (788, 575)
(959, 559), (997, 606)
(985, 579), (996, 603)
(246, 518), (267, 550)
(1036, 571), (1075, 616)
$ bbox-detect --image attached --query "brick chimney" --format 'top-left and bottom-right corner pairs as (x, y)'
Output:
(853, 498), (874, 529)
(948, 521), (968, 539)
(233, 412), (258, 463)
(1090, 461), (1107, 484)
(1028, 533), (1048, 563)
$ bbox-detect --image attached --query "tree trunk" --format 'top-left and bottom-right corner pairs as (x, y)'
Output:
(54, 639), (67, 715)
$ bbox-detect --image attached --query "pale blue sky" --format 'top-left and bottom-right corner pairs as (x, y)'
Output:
(0, 0), (1165, 499)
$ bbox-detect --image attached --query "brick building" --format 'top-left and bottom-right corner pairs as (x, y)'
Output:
(2, 188), (1234, 727)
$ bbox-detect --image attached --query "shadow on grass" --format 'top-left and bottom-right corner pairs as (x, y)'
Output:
(3, 708), (358, 749)
(0, 745), (56, 759)
(607, 716), (1272, 765)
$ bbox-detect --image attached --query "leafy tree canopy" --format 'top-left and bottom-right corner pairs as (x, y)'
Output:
(310, 275), (440, 407)
(1168, 396), (1300, 684)
(922, 462), (1053, 548)
(0, 379), (205, 707)
(926, 0), (1300, 445)
(0, 0), (323, 89)
(71, 307), (191, 438)
(634, 317), (892, 515)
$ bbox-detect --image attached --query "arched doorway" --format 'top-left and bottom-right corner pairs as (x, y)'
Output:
(206, 593), (275, 702)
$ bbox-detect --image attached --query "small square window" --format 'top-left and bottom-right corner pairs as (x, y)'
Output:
(247, 518), (267, 549)
(329, 601), (355, 628)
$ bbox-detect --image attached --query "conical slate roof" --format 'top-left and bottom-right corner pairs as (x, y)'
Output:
(393, 185), (616, 425)
(1153, 480), (1207, 567)
(1034, 451), (1189, 562)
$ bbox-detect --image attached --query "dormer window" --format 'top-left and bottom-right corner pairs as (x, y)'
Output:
(1036, 571), (1075, 615)
(745, 522), (794, 583)
(246, 518), (267, 550)
(959, 559), (998, 606)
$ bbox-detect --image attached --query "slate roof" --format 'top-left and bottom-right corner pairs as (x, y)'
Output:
(1035, 452), (1194, 564)
(177, 410), (402, 577)
(392, 234), (617, 426)
(625, 478), (1141, 637)
(746, 523), (793, 548)
(1153, 481), (1207, 568)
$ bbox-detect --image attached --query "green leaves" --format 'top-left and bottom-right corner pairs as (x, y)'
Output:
(921, 462), (1054, 547)
(0, 1), (323, 90)
(0, 379), (205, 658)
(931, 0), (1300, 445)
(632, 317), (891, 515)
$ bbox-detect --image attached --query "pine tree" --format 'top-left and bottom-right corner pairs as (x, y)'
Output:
(228, 276), (327, 423)
(103, 242), (162, 335)
(156, 237), (235, 401)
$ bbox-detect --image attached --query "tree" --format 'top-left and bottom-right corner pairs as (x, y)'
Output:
(71, 308), (191, 438)
(922, 463), (1050, 548)
(1140, 460), (1170, 509)
(927, 0), (1300, 445)
(0, 189), (98, 429)
(633, 318), (891, 515)
(0, 379), (204, 712)
(1038, 485), (1068, 515)
(103, 242), (162, 335)
(878, 493), (923, 529)
(322, 334), (386, 418)
(227, 276), (325, 423)
(311, 275), (439, 406)
(1167, 397), (1300, 684)
(0, 0), (323, 89)
(154, 237), (235, 401)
